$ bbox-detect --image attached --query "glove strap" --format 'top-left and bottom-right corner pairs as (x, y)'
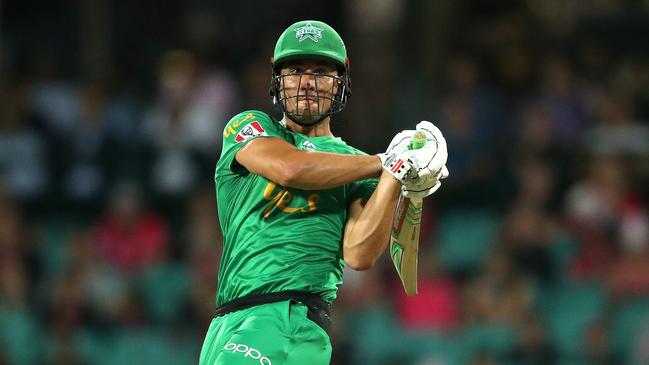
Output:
(378, 152), (415, 183)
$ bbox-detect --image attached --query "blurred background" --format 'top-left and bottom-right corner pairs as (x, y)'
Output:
(2, 0), (649, 364)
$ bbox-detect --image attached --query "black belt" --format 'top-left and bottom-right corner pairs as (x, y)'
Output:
(215, 290), (332, 335)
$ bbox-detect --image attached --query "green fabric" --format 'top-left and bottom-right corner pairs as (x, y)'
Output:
(215, 110), (377, 306)
(273, 20), (347, 68)
(199, 300), (331, 365)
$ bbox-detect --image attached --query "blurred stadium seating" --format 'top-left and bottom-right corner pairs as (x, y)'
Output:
(1, 1), (649, 364)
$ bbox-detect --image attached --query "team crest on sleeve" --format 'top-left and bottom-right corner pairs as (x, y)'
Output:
(235, 121), (267, 143)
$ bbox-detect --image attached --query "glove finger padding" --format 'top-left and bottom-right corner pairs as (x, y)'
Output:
(413, 121), (448, 179)
(402, 163), (448, 199)
(439, 165), (449, 180)
(381, 123), (448, 187)
(402, 179), (441, 199)
(386, 130), (415, 154)
(379, 130), (419, 183)
(416, 121), (447, 146)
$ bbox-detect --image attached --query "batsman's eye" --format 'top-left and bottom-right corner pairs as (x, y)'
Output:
(282, 68), (299, 75)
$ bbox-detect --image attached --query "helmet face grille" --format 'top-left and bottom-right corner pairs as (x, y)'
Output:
(271, 72), (350, 126)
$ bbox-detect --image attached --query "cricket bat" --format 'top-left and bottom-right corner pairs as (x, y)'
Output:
(389, 131), (427, 296)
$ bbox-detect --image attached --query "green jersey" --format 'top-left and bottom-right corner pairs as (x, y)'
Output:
(214, 110), (377, 305)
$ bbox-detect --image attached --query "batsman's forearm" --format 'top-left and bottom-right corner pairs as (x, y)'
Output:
(343, 172), (401, 270)
(281, 151), (382, 190)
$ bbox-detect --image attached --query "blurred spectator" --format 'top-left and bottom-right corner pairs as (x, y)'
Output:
(583, 91), (649, 157)
(3, 2), (649, 364)
(535, 55), (588, 145)
(179, 186), (222, 331)
(0, 199), (44, 364)
(565, 156), (646, 280)
(468, 353), (497, 365)
(45, 269), (86, 342)
(144, 50), (237, 154)
(26, 51), (81, 137)
(0, 258), (28, 309)
(189, 276), (217, 332)
(464, 249), (534, 326)
(513, 158), (557, 209)
(0, 85), (49, 199)
(62, 83), (114, 204)
(143, 50), (239, 196)
(606, 208), (649, 296)
(338, 263), (390, 312)
(435, 55), (503, 186)
(0, 257), (43, 365)
(185, 186), (221, 281)
(0, 198), (39, 295)
(94, 181), (168, 272)
(632, 317), (649, 365)
(583, 319), (619, 364)
(501, 202), (556, 283)
(509, 315), (557, 365)
(241, 53), (275, 109)
(514, 103), (555, 158)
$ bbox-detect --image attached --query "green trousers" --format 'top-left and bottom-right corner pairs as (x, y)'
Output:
(199, 300), (331, 365)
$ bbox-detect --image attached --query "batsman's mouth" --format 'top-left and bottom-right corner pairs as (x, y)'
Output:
(297, 94), (318, 101)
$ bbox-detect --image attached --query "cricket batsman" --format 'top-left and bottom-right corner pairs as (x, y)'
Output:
(199, 20), (448, 365)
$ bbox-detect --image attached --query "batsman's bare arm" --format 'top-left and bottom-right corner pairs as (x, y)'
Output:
(342, 171), (401, 270)
(236, 137), (382, 190)
(237, 137), (402, 271)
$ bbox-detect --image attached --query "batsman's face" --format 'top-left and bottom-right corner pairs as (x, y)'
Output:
(278, 60), (340, 121)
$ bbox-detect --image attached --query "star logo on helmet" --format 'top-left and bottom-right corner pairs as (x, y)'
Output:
(295, 23), (323, 43)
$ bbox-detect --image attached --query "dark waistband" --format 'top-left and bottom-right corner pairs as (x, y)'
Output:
(215, 290), (331, 335)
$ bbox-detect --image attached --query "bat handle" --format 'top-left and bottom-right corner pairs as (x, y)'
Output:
(410, 197), (423, 205)
(410, 131), (427, 150)
(406, 131), (426, 206)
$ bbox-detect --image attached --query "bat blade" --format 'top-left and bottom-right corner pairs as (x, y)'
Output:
(390, 195), (423, 296)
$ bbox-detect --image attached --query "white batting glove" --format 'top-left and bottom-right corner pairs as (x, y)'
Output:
(378, 151), (417, 183)
(386, 130), (415, 154)
(378, 130), (417, 183)
(402, 165), (449, 199)
(400, 121), (449, 199)
(409, 121), (448, 180)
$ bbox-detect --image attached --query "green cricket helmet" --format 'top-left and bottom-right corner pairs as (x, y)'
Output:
(270, 20), (352, 126)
